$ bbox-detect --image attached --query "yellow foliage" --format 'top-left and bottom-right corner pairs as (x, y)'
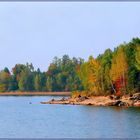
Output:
(110, 47), (128, 82)
(87, 57), (102, 94)
(77, 56), (102, 95)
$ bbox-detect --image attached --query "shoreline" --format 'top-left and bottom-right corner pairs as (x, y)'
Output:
(0, 92), (71, 96)
(41, 93), (140, 107)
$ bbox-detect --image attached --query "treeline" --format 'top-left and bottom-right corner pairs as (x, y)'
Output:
(1, 38), (140, 96)
(0, 55), (84, 92)
(76, 38), (140, 96)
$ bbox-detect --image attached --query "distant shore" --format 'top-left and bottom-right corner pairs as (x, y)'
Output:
(0, 92), (71, 96)
(41, 93), (140, 107)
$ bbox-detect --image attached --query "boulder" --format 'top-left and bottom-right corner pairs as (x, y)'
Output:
(129, 93), (140, 101)
(109, 95), (114, 100)
(114, 96), (121, 100)
(113, 100), (128, 107)
(109, 95), (120, 100)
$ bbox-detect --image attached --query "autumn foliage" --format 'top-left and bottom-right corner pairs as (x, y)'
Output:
(0, 38), (140, 96)
(76, 38), (140, 96)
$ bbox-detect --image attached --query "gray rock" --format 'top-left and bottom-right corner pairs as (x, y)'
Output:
(77, 96), (89, 102)
(113, 100), (127, 106)
(109, 95), (121, 100)
(129, 93), (140, 101)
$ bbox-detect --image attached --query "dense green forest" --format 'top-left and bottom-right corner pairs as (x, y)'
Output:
(0, 55), (84, 92)
(1, 38), (140, 96)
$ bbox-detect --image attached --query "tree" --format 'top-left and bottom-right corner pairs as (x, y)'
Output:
(110, 47), (128, 95)
(46, 55), (84, 92)
(124, 38), (140, 93)
(12, 64), (26, 82)
(34, 74), (42, 91)
(46, 77), (53, 92)
(0, 69), (11, 92)
(77, 56), (102, 95)
(87, 56), (102, 95)
(8, 75), (18, 91)
(135, 45), (140, 70)
(97, 49), (113, 94)
(77, 62), (89, 91)
(18, 69), (34, 91)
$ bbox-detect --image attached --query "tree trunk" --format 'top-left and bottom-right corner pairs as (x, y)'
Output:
(110, 80), (116, 94)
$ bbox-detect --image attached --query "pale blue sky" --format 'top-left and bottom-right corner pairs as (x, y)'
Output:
(0, 2), (140, 71)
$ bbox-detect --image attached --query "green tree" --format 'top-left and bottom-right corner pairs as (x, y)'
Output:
(18, 69), (34, 91)
(0, 69), (11, 92)
(97, 49), (113, 94)
(46, 77), (53, 92)
(34, 74), (42, 91)
(135, 45), (140, 70)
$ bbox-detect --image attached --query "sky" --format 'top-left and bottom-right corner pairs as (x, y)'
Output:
(0, 2), (140, 71)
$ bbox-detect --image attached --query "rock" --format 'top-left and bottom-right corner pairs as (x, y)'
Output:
(51, 99), (55, 101)
(134, 101), (140, 107)
(109, 95), (114, 100)
(113, 100), (121, 106)
(113, 100), (127, 107)
(63, 102), (69, 105)
(134, 93), (140, 97)
(115, 96), (121, 100)
(105, 101), (114, 106)
(129, 93), (140, 101)
(61, 97), (66, 101)
(78, 95), (81, 98)
(85, 96), (89, 99)
(119, 102), (126, 107)
(40, 101), (46, 104)
(129, 97), (134, 100)
(129, 94), (133, 97)
(109, 95), (120, 100)
(77, 96), (89, 102)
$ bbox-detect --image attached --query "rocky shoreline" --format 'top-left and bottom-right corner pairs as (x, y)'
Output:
(41, 93), (140, 107)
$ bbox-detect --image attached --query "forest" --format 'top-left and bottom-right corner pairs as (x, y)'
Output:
(1, 38), (140, 96)
(0, 56), (84, 92)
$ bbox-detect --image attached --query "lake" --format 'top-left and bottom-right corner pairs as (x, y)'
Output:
(0, 96), (140, 138)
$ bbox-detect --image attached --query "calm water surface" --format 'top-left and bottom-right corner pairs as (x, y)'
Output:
(0, 96), (140, 138)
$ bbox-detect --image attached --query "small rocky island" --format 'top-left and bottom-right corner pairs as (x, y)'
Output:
(41, 93), (140, 107)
